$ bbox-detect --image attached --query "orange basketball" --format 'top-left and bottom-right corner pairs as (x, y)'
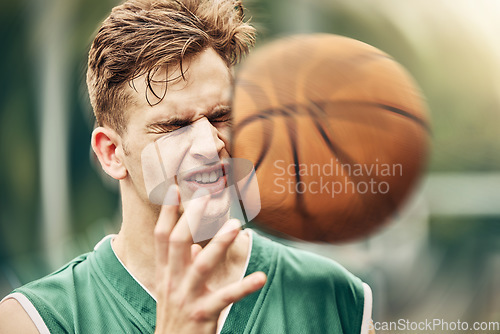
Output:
(232, 34), (430, 242)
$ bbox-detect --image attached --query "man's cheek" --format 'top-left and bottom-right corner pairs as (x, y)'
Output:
(140, 138), (185, 205)
(155, 127), (193, 178)
(219, 127), (231, 152)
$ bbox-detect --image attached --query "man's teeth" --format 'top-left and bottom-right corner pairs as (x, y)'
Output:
(192, 169), (223, 184)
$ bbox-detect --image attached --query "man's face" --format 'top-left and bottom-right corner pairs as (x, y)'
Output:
(120, 48), (233, 224)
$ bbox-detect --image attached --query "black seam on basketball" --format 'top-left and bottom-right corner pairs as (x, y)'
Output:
(254, 116), (274, 172)
(308, 100), (361, 176)
(235, 99), (430, 134)
(239, 168), (257, 200)
(283, 105), (311, 225)
(233, 114), (269, 134)
(373, 103), (431, 133)
(312, 100), (431, 133)
(303, 102), (351, 238)
(307, 101), (373, 235)
(308, 100), (400, 234)
(234, 99), (418, 238)
(306, 101), (386, 238)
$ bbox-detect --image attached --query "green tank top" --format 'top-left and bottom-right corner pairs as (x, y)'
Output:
(11, 231), (367, 333)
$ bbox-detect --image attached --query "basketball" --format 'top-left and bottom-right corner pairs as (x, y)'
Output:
(231, 34), (430, 242)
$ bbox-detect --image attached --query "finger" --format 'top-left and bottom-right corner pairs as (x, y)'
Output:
(168, 188), (210, 276)
(154, 185), (180, 267)
(191, 244), (202, 262)
(187, 219), (241, 290)
(206, 272), (267, 314)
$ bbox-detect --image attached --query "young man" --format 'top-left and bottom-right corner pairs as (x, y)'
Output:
(0, 0), (373, 333)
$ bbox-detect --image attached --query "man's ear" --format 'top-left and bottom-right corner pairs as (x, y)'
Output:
(91, 127), (127, 180)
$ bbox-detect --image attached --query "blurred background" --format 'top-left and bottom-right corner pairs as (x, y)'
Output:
(1, 0), (499, 331)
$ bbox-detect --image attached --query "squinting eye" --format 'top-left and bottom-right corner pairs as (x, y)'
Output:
(212, 116), (232, 125)
(149, 125), (182, 134)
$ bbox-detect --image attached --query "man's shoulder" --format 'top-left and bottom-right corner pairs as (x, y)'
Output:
(275, 241), (366, 305)
(1, 235), (157, 333)
(13, 236), (115, 299)
(0, 251), (93, 334)
(0, 298), (40, 334)
(249, 231), (369, 334)
(15, 251), (91, 297)
(255, 232), (362, 286)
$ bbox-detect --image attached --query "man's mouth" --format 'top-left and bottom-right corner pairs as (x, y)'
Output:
(181, 163), (228, 194)
(187, 168), (224, 184)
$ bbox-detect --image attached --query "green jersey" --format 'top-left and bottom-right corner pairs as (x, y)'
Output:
(3, 230), (371, 333)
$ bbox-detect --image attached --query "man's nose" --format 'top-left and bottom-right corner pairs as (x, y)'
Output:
(189, 117), (224, 161)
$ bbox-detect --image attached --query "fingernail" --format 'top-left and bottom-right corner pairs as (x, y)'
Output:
(219, 219), (241, 234)
(163, 184), (179, 205)
(254, 272), (266, 284)
(228, 219), (242, 230)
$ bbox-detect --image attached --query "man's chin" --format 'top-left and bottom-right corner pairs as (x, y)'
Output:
(202, 194), (232, 220)
(176, 179), (235, 240)
(190, 206), (232, 243)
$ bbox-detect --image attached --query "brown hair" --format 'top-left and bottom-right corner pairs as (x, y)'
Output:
(87, 0), (256, 134)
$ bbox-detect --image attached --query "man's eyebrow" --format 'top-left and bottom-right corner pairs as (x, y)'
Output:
(146, 117), (192, 129)
(208, 105), (232, 119)
(146, 105), (230, 130)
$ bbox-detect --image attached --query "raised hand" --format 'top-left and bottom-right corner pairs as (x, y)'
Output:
(154, 186), (266, 334)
